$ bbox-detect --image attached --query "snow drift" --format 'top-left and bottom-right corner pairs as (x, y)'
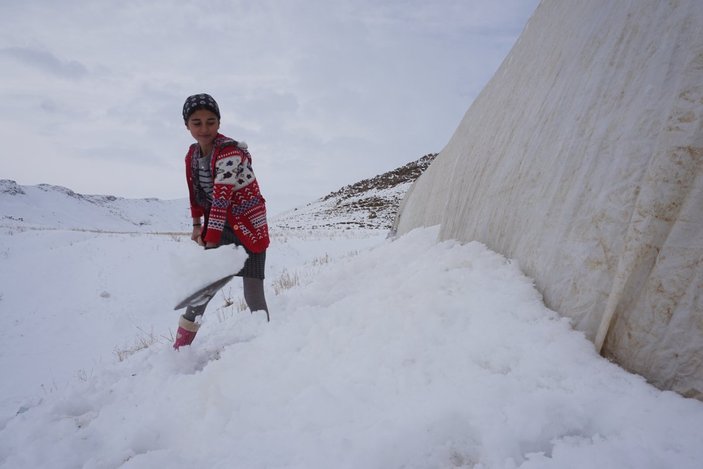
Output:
(394, 0), (703, 398)
(3, 226), (703, 468)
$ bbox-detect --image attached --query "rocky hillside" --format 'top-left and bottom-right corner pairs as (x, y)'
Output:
(272, 153), (437, 231)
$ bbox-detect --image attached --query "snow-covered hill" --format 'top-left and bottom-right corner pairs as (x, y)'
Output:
(0, 179), (186, 232)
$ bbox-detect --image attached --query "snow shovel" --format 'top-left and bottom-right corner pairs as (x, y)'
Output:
(173, 274), (236, 310)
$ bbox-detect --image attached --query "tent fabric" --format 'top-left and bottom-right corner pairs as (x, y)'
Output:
(393, 0), (703, 399)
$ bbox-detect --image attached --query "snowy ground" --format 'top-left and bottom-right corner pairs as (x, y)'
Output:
(1, 224), (702, 468)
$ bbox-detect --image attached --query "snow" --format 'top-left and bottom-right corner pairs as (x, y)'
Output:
(393, 0), (703, 397)
(1, 208), (703, 467)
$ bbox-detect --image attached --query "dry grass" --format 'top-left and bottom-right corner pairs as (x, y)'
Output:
(115, 328), (163, 362)
(272, 269), (300, 295)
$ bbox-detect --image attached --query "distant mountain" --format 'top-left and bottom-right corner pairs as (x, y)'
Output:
(0, 179), (187, 232)
(0, 153), (436, 233)
(272, 153), (437, 231)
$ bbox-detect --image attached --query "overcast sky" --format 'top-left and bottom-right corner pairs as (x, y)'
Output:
(1, 0), (539, 215)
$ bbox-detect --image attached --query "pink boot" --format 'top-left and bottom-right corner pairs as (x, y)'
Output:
(173, 316), (200, 349)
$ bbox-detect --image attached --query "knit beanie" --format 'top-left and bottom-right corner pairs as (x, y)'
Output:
(183, 93), (221, 122)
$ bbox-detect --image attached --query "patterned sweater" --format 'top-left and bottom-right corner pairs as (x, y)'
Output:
(185, 134), (270, 253)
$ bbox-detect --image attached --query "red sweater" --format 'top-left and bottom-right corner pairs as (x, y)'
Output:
(185, 134), (270, 253)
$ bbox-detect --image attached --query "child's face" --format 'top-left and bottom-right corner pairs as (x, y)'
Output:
(186, 109), (220, 149)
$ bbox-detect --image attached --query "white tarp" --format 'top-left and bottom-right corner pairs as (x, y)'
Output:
(394, 0), (703, 398)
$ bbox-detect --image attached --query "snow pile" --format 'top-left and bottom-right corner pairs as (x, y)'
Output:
(395, 0), (703, 397)
(1, 226), (702, 468)
(168, 243), (248, 307)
